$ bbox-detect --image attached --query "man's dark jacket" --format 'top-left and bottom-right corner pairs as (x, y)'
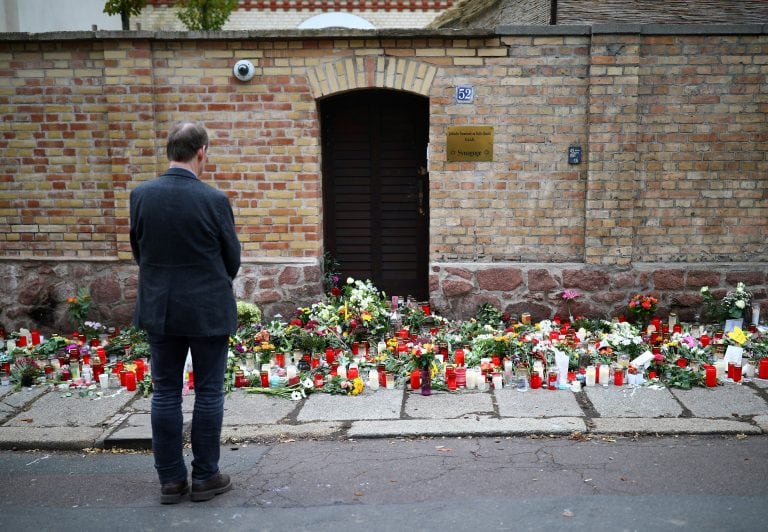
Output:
(129, 168), (241, 337)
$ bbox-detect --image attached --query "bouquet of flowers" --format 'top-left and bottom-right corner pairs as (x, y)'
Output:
(701, 283), (753, 321)
(411, 343), (436, 371)
(627, 293), (658, 325)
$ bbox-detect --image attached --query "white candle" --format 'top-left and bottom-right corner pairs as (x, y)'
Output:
(337, 365), (347, 380)
(368, 369), (379, 390)
(492, 373), (503, 389)
(585, 365), (596, 387)
(598, 364), (609, 385)
(286, 365), (297, 379)
(533, 360), (544, 379)
(466, 368), (476, 389)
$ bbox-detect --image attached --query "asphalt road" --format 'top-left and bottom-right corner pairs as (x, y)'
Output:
(1, 434), (767, 531)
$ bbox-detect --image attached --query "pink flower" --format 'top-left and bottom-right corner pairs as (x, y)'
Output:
(562, 289), (581, 301)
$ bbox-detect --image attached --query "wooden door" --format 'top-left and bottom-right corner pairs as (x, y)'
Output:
(321, 90), (429, 300)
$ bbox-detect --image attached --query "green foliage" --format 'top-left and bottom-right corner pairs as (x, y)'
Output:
(176, 0), (238, 31)
(103, 0), (147, 30)
(67, 288), (92, 332)
(236, 301), (262, 326)
(475, 303), (504, 328)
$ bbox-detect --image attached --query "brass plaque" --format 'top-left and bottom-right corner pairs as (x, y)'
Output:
(447, 126), (493, 162)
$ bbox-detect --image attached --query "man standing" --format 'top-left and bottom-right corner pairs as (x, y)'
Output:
(130, 122), (241, 504)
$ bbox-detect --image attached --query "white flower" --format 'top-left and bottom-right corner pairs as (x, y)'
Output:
(347, 277), (354, 284)
(290, 391), (302, 401)
(700, 286), (709, 293)
(735, 300), (745, 309)
(301, 378), (313, 389)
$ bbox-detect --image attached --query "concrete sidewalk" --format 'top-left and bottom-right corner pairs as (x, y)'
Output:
(1, 378), (768, 451)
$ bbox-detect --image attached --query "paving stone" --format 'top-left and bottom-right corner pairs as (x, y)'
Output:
(0, 385), (49, 410)
(405, 390), (493, 419)
(297, 389), (402, 422)
(753, 415), (768, 433)
(591, 417), (761, 435)
(223, 391), (299, 425)
(495, 388), (583, 417)
(348, 417), (586, 438)
(751, 377), (768, 389)
(671, 384), (768, 418)
(221, 421), (345, 442)
(4, 387), (136, 427)
(0, 426), (107, 450)
(585, 386), (683, 418)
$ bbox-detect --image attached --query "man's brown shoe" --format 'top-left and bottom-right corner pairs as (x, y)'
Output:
(160, 479), (189, 504)
(190, 473), (232, 502)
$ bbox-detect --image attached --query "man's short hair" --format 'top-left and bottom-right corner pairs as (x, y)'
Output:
(166, 122), (208, 163)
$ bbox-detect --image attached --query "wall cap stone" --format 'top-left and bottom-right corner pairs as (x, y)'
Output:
(2, 24), (765, 42)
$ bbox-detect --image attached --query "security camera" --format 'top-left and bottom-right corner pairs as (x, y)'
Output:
(233, 60), (255, 82)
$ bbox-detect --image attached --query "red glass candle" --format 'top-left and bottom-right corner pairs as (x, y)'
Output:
(378, 364), (387, 387)
(733, 364), (742, 383)
(61, 367), (72, 381)
(676, 358), (687, 368)
(454, 349), (465, 366)
(187, 371), (194, 390)
(648, 369), (657, 380)
(421, 304), (431, 316)
(351, 343), (359, 355)
(727, 362), (735, 380)
(455, 367), (466, 388)
(119, 370), (128, 387)
(673, 323), (683, 334)
(759, 358), (768, 380)
(410, 369), (421, 390)
(699, 334), (710, 347)
(125, 371), (137, 391)
(547, 371), (557, 390)
(260, 370), (269, 387)
(325, 347), (335, 365)
(91, 338), (100, 347)
(82, 354), (91, 366)
(17, 335), (27, 347)
(275, 353), (285, 368)
(530, 373), (542, 389)
(705, 365), (717, 387)
(347, 366), (359, 379)
(492, 355), (501, 368)
(313, 373), (324, 389)
(446, 367), (457, 390)
(613, 368), (624, 386)
(549, 331), (559, 341)
(31, 330), (41, 345)
(135, 367), (144, 382)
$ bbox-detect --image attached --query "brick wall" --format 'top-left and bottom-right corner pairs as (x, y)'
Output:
(0, 26), (766, 331)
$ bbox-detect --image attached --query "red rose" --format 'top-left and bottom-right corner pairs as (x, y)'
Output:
(331, 287), (341, 297)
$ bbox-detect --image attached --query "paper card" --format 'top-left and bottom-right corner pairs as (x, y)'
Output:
(631, 350), (654, 369)
(724, 319), (744, 333)
(723, 345), (744, 366)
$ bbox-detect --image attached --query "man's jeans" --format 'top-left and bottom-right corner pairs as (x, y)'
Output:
(148, 334), (229, 485)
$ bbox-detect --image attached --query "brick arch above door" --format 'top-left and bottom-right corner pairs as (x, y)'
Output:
(306, 56), (438, 98)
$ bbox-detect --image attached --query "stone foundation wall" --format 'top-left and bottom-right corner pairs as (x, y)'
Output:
(429, 262), (767, 323)
(2, 258), (765, 334)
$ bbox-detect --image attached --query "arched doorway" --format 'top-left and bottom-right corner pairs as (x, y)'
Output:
(320, 89), (429, 301)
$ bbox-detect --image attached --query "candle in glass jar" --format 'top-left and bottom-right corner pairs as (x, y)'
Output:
(337, 365), (347, 380)
(368, 369), (379, 390)
(585, 365), (596, 387)
(492, 371), (503, 390)
(598, 364), (610, 386)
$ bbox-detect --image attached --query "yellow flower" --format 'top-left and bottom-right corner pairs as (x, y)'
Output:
(350, 377), (364, 395)
(728, 327), (747, 346)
